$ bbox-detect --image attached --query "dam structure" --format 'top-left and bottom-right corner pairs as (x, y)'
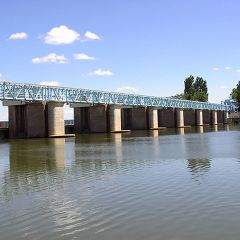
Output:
(0, 81), (231, 138)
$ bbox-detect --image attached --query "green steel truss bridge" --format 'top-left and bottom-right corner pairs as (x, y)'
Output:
(0, 81), (232, 111)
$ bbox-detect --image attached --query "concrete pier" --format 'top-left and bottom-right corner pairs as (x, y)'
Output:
(148, 107), (158, 129)
(47, 102), (65, 137)
(176, 109), (185, 128)
(131, 107), (147, 130)
(121, 108), (132, 130)
(109, 105), (122, 132)
(211, 110), (218, 125)
(4, 97), (230, 138)
(158, 109), (175, 128)
(74, 105), (107, 133)
(203, 110), (211, 125)
(196, 109), (203, 126)
(223, 111), (228, 124)
(9, 103), (46, 138)
(74, 107), (90, 133)
(184, 109), (195, 126)
(217, 110), (223, 124)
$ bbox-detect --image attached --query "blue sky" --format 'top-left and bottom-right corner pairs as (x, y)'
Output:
(1, 0), (240, 120)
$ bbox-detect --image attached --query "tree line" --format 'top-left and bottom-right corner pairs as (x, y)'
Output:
(171, 75), (208, 102)
(172, 75), (240, 111)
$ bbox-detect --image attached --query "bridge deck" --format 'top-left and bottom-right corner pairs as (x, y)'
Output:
(0, 81), (232, 111)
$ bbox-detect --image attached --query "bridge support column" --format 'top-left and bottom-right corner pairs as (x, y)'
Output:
(109, 105), (122, 132)
(184, 109), (195, 126)
(131, 107), (147, 130)
(223, 111), (228, 124)
(196, 109), (203, 126)
(176, 109), (184, 128)
(148, 107), (158, 129)
(89, 105), (107, 132)
(47, 102), (65, 137)
(211, 110), (218, 125)
(8, 103), (46, 138)
(158, 108), (175, 127)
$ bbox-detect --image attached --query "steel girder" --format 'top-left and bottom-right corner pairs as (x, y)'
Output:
(0, 81), (232, 111)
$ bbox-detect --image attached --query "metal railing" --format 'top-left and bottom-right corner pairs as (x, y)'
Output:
(0, 81), (232, 111)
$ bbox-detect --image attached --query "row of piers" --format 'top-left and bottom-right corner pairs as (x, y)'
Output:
(6, 102), (228, 138)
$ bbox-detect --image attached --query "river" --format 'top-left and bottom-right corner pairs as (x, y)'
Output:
(0, 125), (240, 240)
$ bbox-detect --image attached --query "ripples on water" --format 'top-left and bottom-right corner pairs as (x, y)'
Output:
(1, 125), (240, 240)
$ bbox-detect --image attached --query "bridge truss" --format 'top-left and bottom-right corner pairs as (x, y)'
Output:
(0, 81), (232, 111)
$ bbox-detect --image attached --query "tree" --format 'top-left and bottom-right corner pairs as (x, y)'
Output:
(230, 81), (240, 110)
(184, 75), (195, 100)
(184, 75), (208, 102)
(170, 93), (185, 100)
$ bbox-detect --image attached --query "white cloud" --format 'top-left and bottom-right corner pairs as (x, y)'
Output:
(73, 53), (96, 61)
(236, 69), (240, 73)
(32, 53), (68, 64)
(44, 25), (80, 45)
(225, 66), (232, 70)
(116, 86), (140, 94)
(212, 67), (220, 71)
(9, 32), (28, 40)
(220, 85), (227, 89)
(88, 69), (113, 76)
(83, 31), (101, 41)
(0, 73), (2, 78)
(40, 81), (60, 86)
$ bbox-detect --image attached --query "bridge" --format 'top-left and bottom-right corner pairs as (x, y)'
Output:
(0, 81), (231, 138)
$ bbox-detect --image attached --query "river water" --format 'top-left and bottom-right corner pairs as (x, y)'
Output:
(0, 125), (240, 240)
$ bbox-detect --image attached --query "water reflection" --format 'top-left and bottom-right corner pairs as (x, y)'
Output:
(1, 127), (240, 239)
(9, 138), (66, 172)
(149, 130), (159, 137)
(197, 126), (204, 134)
(213, 125), (218, 132)
(224, 124), (230, 131)
(177, 128), (185, 135)
(187, 158), (211, 182)
(114, 133), (123, 164)
(1, 138), (67, 201)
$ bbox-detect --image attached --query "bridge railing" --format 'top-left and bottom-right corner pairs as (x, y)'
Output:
(0, 81), (232, 111)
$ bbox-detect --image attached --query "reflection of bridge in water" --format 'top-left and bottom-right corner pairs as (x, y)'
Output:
(0, 81), (231, 139)
(0, 125), (238, 201)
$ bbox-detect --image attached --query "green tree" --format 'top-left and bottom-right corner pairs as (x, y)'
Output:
(230, 81), (240, 110)
(170, 93), (185, 100)
(184, 75), (208, 102)
(184, 75), (195, 100)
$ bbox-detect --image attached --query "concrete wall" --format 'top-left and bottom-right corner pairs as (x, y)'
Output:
(89, 105), (107, 132)
(184, 109), (196, 126)
(217, 111), (223, 124)
(158, 109), (175, 127)
(203, 110), (211, 125)
(9, 103), (47, 138)
(47, 102), (65, 136)
(130, 107), (147, 130)
(74, 107), (90, 133)
(25, 103), (46, 138)
(108, 105), (122, 132)
(121, 108), (132, 130)
(74, 105), (107, 133)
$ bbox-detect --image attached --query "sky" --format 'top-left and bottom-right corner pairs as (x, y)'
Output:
(1, 0), (240, 120)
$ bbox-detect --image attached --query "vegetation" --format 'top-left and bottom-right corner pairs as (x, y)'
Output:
(230, 81), (240, 111)
(171, 75), (208, 102)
